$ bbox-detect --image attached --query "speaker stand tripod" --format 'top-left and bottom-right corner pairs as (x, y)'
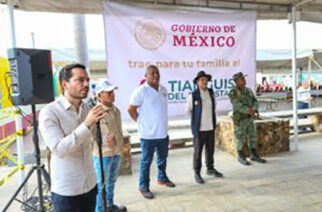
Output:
(3, 105), (51, 212)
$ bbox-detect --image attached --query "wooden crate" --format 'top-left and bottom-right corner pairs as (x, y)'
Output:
(311, 114), (322, 132)
(119, 135), (132, 175)
(215, 117), (290, 157)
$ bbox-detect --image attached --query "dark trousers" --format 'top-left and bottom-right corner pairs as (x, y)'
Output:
(193, 130), (215, 174)
(51, 185), (97, 212)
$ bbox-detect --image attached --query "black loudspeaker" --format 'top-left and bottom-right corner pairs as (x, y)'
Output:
(7, 48), (54, 105)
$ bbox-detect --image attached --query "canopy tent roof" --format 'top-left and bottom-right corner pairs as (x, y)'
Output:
(257, 49), (322, 73)
(1, 0), (318, 150)
(1, 0), (322, 23)
(51, 48), (106, 71)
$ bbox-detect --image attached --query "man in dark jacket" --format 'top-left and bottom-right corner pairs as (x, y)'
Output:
(185, 71), (223, 184)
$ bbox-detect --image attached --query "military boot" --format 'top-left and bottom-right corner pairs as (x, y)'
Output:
(250, 149), (266, 163)
(238, 150), (250, 165)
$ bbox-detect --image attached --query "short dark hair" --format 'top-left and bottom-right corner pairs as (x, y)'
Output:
(59, 63), (86, 93)
(145, 65), (159, 74)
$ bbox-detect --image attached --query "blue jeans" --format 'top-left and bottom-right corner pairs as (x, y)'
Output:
(51, 185), (97, 212)
(298, 101), (309, 109)
(139, 136), (169, 190)
(298, 101), (309, 119)
(93, 155), (120, 212)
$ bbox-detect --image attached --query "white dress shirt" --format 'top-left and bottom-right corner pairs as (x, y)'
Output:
(39, 96), (96, 196)
(129, 82), (168, 139)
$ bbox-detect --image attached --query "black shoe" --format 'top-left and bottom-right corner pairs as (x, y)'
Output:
(206, 169), (223, 177)
(117, 205), (127, 212)
(238, 150), (250, 166)
(139, 188), (154, 199)
(107, 205), (127, 212)
(194, 173), (204, 184)
(251, 156), (266, 163)
(250, 149), (266, 163)
(157, 179), (176, 188)
(238, 157), (250, 165)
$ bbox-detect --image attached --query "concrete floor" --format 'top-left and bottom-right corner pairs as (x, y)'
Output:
(1, 133), (322, 212)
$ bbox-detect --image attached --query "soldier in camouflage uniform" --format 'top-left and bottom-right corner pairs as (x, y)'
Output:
(228, 72), (266, 165)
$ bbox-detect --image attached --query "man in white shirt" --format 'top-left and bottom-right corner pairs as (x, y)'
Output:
(128, 65), (175, 199)
(297, 81), (312, 111)
(185, 71), (223, 184)
(39, 63), (105, 212)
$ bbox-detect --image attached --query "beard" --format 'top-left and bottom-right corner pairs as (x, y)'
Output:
(68, 88), (88, 99)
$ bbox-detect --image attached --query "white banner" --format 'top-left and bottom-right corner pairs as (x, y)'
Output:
(103, 3), (256, 119)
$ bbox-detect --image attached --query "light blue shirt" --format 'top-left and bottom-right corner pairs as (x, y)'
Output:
(130, 82), (168, 139)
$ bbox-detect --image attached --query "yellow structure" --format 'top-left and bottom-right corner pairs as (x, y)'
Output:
(0, 57), (12, 109)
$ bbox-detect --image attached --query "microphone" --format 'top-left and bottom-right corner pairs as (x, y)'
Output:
(96, 117), (108, 212)
(88, 97), (97, 108)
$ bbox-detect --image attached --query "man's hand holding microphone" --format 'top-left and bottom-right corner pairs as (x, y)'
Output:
(84, 105), (106, 128)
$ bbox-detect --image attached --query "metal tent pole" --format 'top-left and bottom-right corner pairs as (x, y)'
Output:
(7, 5), (27, 200)
(291, 6), (299, 151)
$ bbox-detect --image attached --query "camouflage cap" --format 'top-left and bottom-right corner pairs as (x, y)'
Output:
(233, 72), (247, 81)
